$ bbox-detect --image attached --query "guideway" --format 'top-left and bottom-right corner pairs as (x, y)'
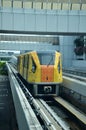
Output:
(6, 63), (43, 130)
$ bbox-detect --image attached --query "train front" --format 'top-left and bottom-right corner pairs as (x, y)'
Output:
(31, 51), (62, 96)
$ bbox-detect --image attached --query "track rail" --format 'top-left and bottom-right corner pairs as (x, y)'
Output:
(63, 69), (86, 77)
(7, 63), (63, 130)
(38, 97), (86, 130)
(7, 63), (72, 130)
(34, 99), (62, 130)
(63, 69), (86, 82)
(15, 73), (86, 130)
(16, 72), (63, 130)
(63, 72), (86, 82)
(39, 99), (70, 130)
(54, 97), (86, 125)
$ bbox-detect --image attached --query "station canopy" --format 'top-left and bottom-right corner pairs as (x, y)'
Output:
(1, 0), (86, 10)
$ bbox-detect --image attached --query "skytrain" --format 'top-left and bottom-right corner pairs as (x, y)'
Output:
(17, 51), (62, 96)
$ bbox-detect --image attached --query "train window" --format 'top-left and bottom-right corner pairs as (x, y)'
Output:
(37, 52), (55, 65)
(23, 56), (25, 67)
(32, 57), (36, 73)
(25, 55), (28, 68)
(58, 57), (60, 73)
(27, 55), (29, 69)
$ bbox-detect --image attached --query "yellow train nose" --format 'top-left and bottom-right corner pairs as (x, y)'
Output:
(41, 65), (54, 82)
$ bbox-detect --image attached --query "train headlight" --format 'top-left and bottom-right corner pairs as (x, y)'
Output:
(44, 86), (52, 93)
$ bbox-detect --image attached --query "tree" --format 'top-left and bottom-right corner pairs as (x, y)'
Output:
(74, 37), (84, 56)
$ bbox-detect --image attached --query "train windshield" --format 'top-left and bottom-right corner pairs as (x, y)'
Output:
(37, 52), (55, 65)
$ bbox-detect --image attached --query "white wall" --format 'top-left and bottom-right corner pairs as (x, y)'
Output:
(72, 60), (86, 70)
(60, 36), (86, 70)
(60, 36), (76, 68)
(0, 8), (86, 33)
(0, 41), (59, 51)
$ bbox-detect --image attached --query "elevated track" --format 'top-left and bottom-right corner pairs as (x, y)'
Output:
(6, 63), (86, 130)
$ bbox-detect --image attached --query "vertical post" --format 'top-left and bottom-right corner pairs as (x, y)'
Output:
(22, 1), (23, 8)
(80, 0), (82, 10)
(32, 1), (33, 9)
(61, 3), (63, 10)
(41, 2), (43, 9)
(11, 0), (13, 8)
(0, 0), (3, 7)
(51, 2), (53, 10)
(0, 0), (1, 7)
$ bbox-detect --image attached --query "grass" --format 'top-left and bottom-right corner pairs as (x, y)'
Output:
(0, 62), (8, 75)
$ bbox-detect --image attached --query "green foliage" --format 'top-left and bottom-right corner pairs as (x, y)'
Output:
(74, 37), (85, 56)
(0, 62), (8, 75)
(74, 47), (84, 56)
(74, 38), (84, 47)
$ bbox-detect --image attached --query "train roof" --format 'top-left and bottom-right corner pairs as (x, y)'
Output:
(18, 50), (60, 57)
(36, 50), (57, 53)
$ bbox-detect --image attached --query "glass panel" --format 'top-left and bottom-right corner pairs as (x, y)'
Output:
(37, 52), (55, 65)
(72, 3), (80, 10)
(47, 2), (51, 10)
(57, 3), (61, 10)
(82, 4), (86, 10)
(53, 3), (57, 10)
(13, 1), (22, 8)
(62, 3), (70, 10)
(23, 2), (32, 8)
(43, 2), (47, 9)
(35, 2), (41, 9)
(3, 0), (11, 7)
(53, 3), (61, 10)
